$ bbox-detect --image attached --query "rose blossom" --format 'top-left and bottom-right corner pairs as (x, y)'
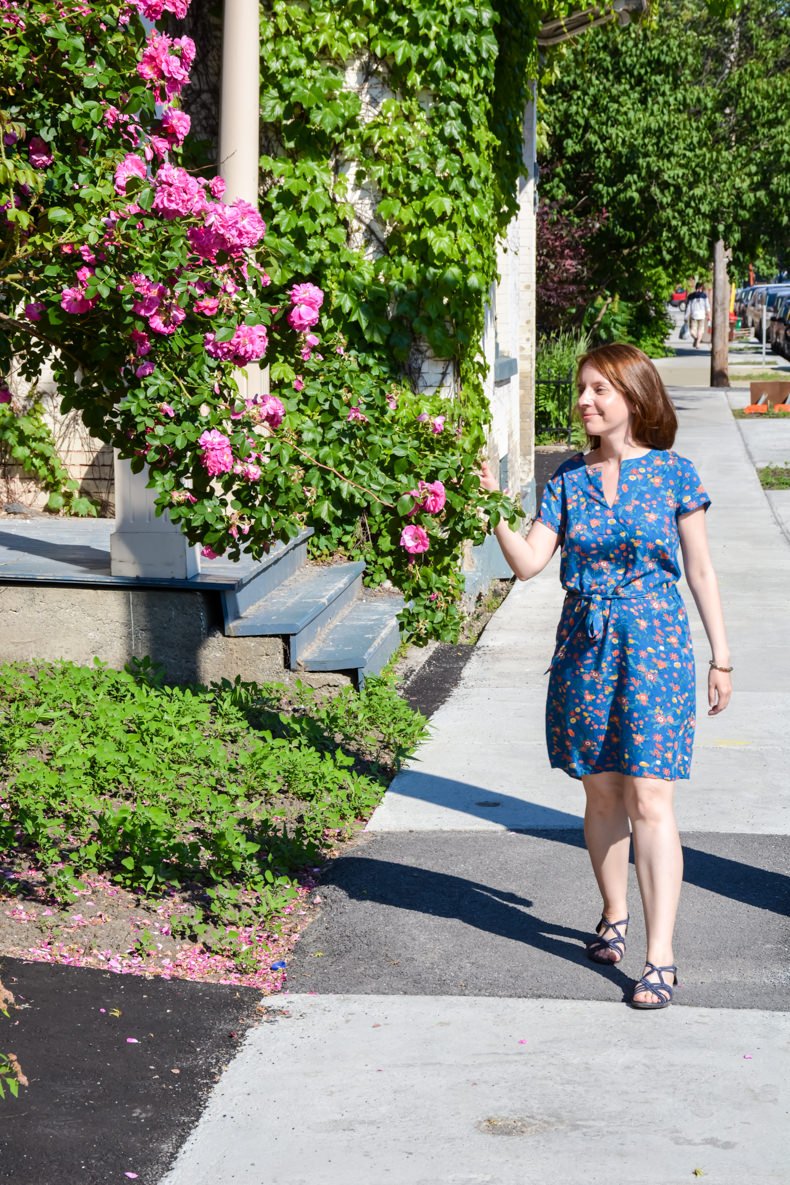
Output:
(408, 480), (446, 515)
(289, 282), (324, 311)
(288, 303), (320, 333)
(0, 386), (12, 405)
(152, 163), (207, 219)
(431, 416), (446, 434)
(346, 406), (369, 423)
(135, 361), (155, 378)
(148, 301), (186, 335)
(61, 284), (97, 315)
(130, 329), (151, 356)
(114, 153), (146, 195)
(24, 301), (45, 321)
(259, 396), (284, 429)
(201, 545), (220, 560)
(194, 296), (220, 316)
(400, 525), (430, 554)
(198, 429), (234, 476)
(28, 136), (53, 168)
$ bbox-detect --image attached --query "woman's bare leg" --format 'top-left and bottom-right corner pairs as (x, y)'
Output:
(582, 772), (632, 960)
(624, 775), (683, 1004)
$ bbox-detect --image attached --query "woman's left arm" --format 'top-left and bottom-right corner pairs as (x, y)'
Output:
(678, 507), (732, 716)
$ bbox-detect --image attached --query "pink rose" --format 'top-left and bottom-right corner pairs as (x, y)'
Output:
(28, 136), (53, 168)
(160, 106), (191, 145)
(400, 525), (430, 554)
(431, 416), (446, 434)
(259, 396), (284, 429)
(201, 545), (221, 560)
(294, 377), (304, 392)
(287, 303), (320, 333)
(289, 282), (324, 310)
(60, 286), (97, 314)
(159, 403), (175, 418)
(135, 361), (155, 378)
(148, 301), (185, 335)
(130, 329), (151, 356)
(208, 176), (225, 199)
(198, 429), (234, 476)
(194, 296), (220, 316)
(418, 480), (446, 514)
(114, 154), (147, 195)
(24, 301), (45, 321)
(0, 386), (12, 405)
(346, 406), (369, 423)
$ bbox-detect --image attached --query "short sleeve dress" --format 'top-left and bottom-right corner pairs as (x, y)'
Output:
(537, 449), (710, 781)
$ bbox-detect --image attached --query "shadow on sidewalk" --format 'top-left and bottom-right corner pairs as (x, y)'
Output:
(313, 849), (633, 999)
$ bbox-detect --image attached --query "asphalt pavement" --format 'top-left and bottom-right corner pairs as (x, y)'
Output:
(161, 359), (790, 1182)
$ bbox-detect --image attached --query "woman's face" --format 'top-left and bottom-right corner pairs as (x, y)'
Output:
(576, 363), (633, 440)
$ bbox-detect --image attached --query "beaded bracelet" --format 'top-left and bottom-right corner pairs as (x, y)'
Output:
(709, 660), (734, 673)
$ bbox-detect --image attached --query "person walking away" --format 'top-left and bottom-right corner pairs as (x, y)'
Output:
(479, 343), (731, 1009)
(685, 282), (710, 348)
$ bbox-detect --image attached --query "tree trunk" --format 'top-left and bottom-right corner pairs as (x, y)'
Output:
(710, 239), (731, 387)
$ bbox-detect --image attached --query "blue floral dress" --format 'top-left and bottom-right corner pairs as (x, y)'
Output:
(537, 449), (710, 781)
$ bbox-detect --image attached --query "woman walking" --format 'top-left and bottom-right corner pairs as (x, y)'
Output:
(480, 343), (731, 1008)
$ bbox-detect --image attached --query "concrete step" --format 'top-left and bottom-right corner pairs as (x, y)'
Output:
(224, 562), (365, 658)
(220, 529), (313, 620)
(296, 595), (405, 685)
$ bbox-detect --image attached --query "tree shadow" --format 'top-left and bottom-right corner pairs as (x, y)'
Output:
(318, 851), (634, 999)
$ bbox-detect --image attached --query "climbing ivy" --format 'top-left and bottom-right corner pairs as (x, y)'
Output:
(0, 399), (97, 516)
(256, 0), (559, 426)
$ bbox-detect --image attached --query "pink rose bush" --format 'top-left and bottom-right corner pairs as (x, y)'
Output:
(0, 0), (331, 563)
(0, 0), (521, 639)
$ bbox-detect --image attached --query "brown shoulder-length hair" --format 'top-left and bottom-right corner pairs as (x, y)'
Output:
(576, 342), (677, 450)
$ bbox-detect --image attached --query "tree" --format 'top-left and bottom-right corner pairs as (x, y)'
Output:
(538, 0), (790, 378)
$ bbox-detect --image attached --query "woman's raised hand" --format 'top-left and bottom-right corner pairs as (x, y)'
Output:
(478, 460), (500, 493)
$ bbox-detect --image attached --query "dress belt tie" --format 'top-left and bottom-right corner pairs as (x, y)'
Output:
(548, 588), (669, 672)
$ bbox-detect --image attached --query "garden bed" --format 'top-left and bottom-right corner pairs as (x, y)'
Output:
(0, 659), (427, 990)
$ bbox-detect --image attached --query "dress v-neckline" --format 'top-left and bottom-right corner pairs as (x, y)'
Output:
(583, 451), (653, 511)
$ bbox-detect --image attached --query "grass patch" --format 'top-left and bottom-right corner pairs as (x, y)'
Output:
(0, 658), (428, 984)
(729, 369), (790, 383)
(758, 464), (790, 489)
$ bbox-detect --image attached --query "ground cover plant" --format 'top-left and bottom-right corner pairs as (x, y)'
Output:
(0, 658), (428, 988)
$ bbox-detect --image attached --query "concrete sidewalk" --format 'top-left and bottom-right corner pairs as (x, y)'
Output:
(162, 384), (790, 1185)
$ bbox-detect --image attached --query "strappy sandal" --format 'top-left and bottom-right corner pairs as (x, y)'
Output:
(586, 914), (629, 964)
(630, 962), (678, 1010)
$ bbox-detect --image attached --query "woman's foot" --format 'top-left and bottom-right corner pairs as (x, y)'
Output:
(631, 960), (677, 1007)
(586, 914), (629, 964)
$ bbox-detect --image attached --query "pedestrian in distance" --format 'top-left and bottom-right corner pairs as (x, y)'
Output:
(479, 343), (731, 1009)
(685, 281), (710, 348)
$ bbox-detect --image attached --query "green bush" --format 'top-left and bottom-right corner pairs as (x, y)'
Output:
(535, 330), (589, 445)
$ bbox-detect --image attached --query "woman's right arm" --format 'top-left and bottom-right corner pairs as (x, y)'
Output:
(493, 517), (561, 581)
(480, 461), (561, 581)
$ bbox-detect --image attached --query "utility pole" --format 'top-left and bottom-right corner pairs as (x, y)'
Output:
(710, 239), (730, 387)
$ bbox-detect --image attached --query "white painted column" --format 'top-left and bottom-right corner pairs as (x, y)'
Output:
(517, 87), (538, 508)
(219, 0), (262, 402)
(110, 453), (200, 579)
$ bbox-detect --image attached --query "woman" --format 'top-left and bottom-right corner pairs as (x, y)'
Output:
(480, 343), (731, 1009)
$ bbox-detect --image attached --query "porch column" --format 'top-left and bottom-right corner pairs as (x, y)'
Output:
(517, 87), (538, 513)
(219, 0), (263, 400)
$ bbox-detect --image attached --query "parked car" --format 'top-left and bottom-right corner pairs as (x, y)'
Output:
(768, 294), (790, 354)
(748, 284), (790, 341)
(669, 286), (688, 309)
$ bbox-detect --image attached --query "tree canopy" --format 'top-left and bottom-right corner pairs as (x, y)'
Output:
(538, 0), (790, 336)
